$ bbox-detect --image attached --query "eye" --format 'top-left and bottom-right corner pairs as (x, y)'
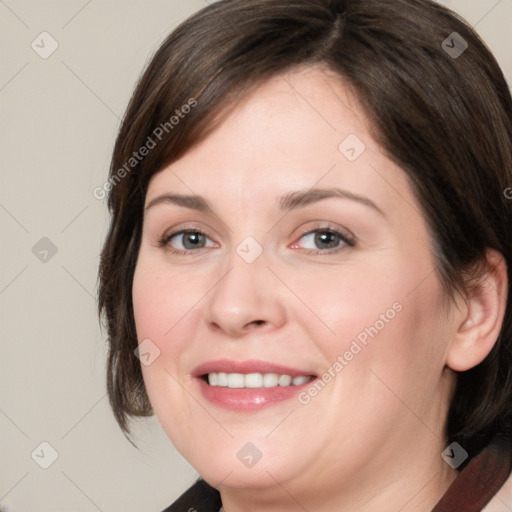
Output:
(160, 229), (216, 253)
(292, 228), (354, 253)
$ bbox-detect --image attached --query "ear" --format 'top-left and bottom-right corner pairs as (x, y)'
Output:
(446, 249), (508, 372)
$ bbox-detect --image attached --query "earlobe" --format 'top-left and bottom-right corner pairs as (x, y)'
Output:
(446, 249), (508, 372)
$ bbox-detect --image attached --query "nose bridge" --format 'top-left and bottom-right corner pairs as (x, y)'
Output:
(217, 230), (268, 295)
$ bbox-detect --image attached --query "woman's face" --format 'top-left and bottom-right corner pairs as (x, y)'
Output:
(132, 67), (459, 504)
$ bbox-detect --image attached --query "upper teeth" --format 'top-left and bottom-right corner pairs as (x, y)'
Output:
(207, 372), (312, 389)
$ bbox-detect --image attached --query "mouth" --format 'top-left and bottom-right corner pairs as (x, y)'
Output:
(203, 372), (313, 388)
(193, 360), (317, 411)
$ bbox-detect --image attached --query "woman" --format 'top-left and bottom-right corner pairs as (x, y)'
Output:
(97, 0), (512, 510)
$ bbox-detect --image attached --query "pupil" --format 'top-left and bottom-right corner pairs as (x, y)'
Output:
(183, 232), (204, 249)
(315, 231), (338, 249)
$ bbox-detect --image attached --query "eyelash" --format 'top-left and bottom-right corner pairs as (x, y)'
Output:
(158, 225), (355, 256)
(293, 226), (355, 254)
(157, 229), (216, 256)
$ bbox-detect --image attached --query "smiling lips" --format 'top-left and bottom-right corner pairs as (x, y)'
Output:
(193, 360), (317, 411)
(208, 372), (312, 388)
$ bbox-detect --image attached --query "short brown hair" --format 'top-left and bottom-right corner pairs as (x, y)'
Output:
(98, 0), (512, 457)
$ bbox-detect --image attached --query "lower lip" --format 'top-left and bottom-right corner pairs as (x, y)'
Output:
(197, 377), (316, 411)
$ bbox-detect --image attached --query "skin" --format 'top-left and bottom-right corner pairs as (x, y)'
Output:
(132, 65), (504, 511)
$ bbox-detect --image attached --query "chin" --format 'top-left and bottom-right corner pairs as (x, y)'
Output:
(166, 426), (298, 490)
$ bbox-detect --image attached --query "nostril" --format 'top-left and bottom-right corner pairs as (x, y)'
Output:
(244, 319), (266, 330)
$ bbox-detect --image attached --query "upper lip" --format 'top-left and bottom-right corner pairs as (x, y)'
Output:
(192, 359), (317, 378)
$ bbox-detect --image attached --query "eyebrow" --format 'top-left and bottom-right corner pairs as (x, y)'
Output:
(279, 187), (385, 216)
(144, 187), (384, 216)
(145, 194), (211, 212)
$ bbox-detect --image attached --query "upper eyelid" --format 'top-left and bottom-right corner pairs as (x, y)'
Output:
(293, 222), (355, 241)
(160, 223), (352, 238)
(162, 228), (216, 245)
(159, 222), (217, 240)
(292, 227), (355, 250)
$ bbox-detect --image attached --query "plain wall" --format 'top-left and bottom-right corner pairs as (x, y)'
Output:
(1, 1), (511, 510)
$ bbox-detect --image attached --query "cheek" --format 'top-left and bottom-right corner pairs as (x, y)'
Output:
(287, 254), (448, 385)
(131, 257), (207, 409)
(345, 274), (449, 405)
(285, 260), (407, 351)
(132, 255), (208, 344)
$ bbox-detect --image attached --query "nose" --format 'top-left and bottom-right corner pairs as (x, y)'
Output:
(204, 256), (287, 338)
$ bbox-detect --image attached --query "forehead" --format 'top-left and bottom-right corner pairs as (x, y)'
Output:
(146, 65), (412, 217)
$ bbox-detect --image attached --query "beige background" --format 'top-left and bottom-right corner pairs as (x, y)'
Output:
(1, 1), (511, 510)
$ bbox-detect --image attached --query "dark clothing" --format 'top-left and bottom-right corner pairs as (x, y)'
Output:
(432, 435), (511, 512)
(162, 477), (221, 512)
(162, 435), (511, 512)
